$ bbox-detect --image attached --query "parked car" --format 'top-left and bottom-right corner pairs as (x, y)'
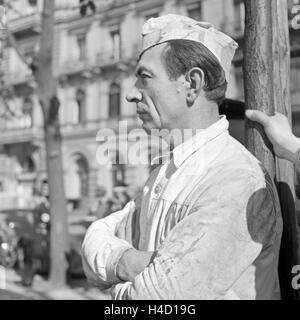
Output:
(0, 206), (88, 285)
(0, 220), (18, 268)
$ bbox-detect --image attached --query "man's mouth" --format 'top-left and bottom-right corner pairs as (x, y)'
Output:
(137, 112), (149, 120)
(136, 105), (148, 115)
(137, 110), (148, 115)
(137, 110), (151, 122)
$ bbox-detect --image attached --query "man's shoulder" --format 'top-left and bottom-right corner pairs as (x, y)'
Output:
(184, 135), (272, 203)
(212, 135), (265, 185)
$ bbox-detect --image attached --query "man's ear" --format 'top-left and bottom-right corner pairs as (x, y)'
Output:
(185, 68), (205, 106)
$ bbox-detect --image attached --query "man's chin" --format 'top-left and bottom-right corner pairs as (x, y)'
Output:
(140, 121), (162, 135)
(141, 123), (152, 135)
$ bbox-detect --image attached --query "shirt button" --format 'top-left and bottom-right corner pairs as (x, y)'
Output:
(154, 184), (162, 195)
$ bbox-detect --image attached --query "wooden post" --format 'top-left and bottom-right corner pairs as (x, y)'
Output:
(244, 0), (300, 299)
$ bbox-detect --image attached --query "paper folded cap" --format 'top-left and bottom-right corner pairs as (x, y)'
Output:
(140, 14), (239, 81)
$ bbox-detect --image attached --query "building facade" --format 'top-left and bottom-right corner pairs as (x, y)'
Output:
(0, 0), (300, 215)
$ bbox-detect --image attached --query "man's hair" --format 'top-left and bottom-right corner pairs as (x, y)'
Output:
(161, 39), (227, 105)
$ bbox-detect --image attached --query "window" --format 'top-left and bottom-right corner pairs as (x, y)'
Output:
(75, 88), (86, 124)
(187, 3), (202, 21)
(112, 165), (126, 187)
(109, 83), (121, 118)
(65, 154), (89, 206)
(22, 44), (36, 64)
(22, 156), (35, 173)
(76, 33), (87, 61)
(40, 179), (49, 198)
(112, 152), (125, 187)
(21, 96), (33, 128)
(76, 156), (89, 198)
(234, 0), (245, 35)
(110, 28), (121, 60)
(28, 0), (38, 6)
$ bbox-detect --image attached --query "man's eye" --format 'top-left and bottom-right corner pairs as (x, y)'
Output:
(140, 74), (150, 79)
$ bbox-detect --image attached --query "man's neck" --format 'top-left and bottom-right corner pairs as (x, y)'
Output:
(166, 101), (220, 150)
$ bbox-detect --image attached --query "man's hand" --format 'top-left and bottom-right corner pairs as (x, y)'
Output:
(116, 248), (156, 282)
(245, 110), (300, 163)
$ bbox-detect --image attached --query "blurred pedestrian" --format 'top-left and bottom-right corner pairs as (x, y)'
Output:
(17, 235), (36, 287)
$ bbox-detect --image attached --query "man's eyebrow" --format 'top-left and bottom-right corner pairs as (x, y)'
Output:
(135, 66), (154, 77)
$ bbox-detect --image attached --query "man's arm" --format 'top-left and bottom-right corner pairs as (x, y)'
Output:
(245, 110), (300, 163)
(116, 249), (156, 282)
(112, 174), (280, 300)
(246, 110), (300, 199)
(81, 201), (136, 288)
(82, 197), (156, 289)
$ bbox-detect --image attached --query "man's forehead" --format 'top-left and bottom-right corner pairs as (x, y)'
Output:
(135, 43), (167, 75)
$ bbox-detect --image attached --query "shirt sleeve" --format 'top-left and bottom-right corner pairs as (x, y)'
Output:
(112, 174), (280, 300)
(81, 201), (135, 289)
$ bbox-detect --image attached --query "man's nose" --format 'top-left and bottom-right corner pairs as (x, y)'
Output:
(126, 85), (143, 103)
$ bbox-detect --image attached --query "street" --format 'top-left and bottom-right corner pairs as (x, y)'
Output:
(0, 268), (110, 300)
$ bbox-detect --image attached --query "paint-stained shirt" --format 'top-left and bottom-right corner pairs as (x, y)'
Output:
(82, 116), (283, 300)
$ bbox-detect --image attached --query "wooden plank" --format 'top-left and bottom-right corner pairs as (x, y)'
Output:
(272, 0), (300, 301)
(243, 0), (300, 300)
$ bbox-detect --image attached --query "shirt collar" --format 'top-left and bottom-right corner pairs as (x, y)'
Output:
(151, 116), (229, 168)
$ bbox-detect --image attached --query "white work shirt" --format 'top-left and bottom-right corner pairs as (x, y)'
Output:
(82, 116), (282, 300)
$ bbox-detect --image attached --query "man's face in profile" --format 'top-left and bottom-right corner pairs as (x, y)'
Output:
(126, 43), (188, 134)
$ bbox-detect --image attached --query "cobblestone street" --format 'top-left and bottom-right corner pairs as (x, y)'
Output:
(0, 269), (110, 300)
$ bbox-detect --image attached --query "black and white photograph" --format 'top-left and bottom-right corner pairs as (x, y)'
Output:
(0, 0), (300, 303)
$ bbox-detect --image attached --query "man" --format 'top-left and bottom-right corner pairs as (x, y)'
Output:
(82, 14), (282, 300)
(246, 110), (300, 198)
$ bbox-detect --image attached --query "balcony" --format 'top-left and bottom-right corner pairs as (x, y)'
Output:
(61, 116), (140, 140)
(57, 42), (140, 77)
(8, 12), (41, 37)
(0, 115), (140, 144)
(96, 44), (139, 70)
(0, 121), (43, 145)
(0, 193), (35, 211)
(96, 51), (119, 67)
(58, 58), (93, 77)
(3, 68), (34, 86)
